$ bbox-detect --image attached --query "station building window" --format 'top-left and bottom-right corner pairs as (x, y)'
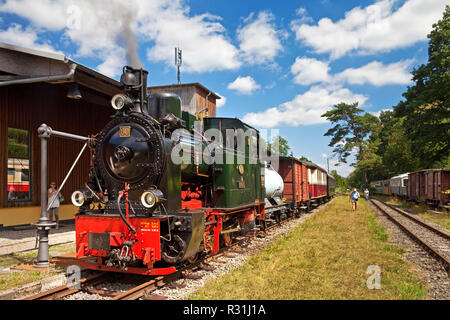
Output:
(7, 127), (31, 202)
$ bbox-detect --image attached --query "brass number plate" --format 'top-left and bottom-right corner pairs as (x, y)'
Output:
(119, 126), (131, 137)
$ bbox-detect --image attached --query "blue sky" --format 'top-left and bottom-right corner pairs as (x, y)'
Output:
(0, 0), (447, 176)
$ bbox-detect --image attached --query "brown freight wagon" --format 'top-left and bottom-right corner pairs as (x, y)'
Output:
(278, 157), (311, 212)
(408, 169), (450, 208)
(382, 180), (391, 196)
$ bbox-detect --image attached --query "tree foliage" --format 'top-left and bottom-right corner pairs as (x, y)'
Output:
(267, 135), (291, 157)
(298, 155), (311, 162)
(322, 102), (381, 186)
(330, 170), (348, 191)
(394, 5), (450, 168)
(323, 6), (450, 188)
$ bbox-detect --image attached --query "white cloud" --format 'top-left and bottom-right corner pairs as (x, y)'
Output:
(290, 57), (413, 87)
(0, 0), (144, 76)
(96, 50), (127, 78)
(292, 7), (314, 24)
(216, 93), (226, 108)
(292, 0), (447, 59)
(296, 7), (307, 16)
(291, 57), (331, 85)
(334, 60), (412, 86)
(242, 85), (368, 127)
(0, 0), (243, 76)
(237, 11), (285, 65)
(0, 23), (60, 53)
(227, 76), (261, 95)
(141, 1), (241, 73)
(0, 0), (67, 31)
(370, 108), (392, 117)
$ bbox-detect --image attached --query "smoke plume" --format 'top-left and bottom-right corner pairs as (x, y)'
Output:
(85, 0), (142, 69)
(119, 7), (142, 68)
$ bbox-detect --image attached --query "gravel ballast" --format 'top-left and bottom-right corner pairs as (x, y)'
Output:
(369, 201), (450, 300)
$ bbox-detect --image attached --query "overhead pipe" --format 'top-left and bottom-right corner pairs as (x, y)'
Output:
(0, 63), (77, 87)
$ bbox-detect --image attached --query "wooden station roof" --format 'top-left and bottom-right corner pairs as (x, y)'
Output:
(0, 42), (121, 98)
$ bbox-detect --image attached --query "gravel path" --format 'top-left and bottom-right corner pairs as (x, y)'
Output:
(0, 224), (75, 255)
(369, 201), (450, 300)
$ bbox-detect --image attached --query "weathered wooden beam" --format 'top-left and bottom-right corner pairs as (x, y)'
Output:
(0, 47), (69, 76)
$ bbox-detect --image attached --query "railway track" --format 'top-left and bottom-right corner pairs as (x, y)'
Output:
(24, 272), (111, 300)
(23, 212), (300, 300)
(25, 242), (254, 300)
(370, 198), (450, 273)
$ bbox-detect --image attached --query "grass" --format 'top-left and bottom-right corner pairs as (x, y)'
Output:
(373, 195), (450, 230)
(418, 212), (450, 230)
(189, 196), (426, 300)
(0, 271), (58, 291)
(0, 242), (75, 291)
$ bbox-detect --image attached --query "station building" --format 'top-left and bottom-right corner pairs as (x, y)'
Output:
(0, 42), (218, 229)
(148, 83), (220, 118)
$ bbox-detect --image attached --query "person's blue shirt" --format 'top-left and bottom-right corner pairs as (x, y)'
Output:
(351, 191), (360, 200)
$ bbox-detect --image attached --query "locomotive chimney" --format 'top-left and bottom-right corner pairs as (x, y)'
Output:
(140, 68), (148, 112)
(120, 66), (148, 113)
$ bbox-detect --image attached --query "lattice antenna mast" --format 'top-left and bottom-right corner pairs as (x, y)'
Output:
(175, 47), (182, 84)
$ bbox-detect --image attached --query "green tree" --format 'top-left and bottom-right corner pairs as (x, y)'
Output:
(298, 155), (311, 162)
(394, 5), (450, 168)
(378, 111), (420, 176)
(330, 169), (347, 191)
(268, 135), (291, 157)
(322, 102), (381, 186)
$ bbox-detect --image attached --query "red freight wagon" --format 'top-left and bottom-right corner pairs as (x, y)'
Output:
(278, 157), (310, 211)
(304, 161), (328, 205)
(409, 169), (450, 208)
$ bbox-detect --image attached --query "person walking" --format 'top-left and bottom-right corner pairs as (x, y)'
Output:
(48, 182), (62, 229)
(349, 188), (360, 211)
(364, 188), (369, 200)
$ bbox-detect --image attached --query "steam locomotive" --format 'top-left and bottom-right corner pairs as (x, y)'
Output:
(72, 66), (291, 275)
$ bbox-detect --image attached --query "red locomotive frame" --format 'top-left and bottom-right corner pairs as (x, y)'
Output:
(76, 199), (265, 276)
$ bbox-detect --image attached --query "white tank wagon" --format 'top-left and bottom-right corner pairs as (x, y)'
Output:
(263, 162), (293, 224)
(265, 163), (284, 198)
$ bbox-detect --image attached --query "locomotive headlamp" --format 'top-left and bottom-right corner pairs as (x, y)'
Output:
(71, 190), (86, 207)
(141, 189), (164, 208)
(111, 94), (133, 110)
(141, 191), (157, 208)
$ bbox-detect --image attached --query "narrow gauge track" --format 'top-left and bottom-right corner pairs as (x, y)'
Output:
(24, 272), (111, 300)
(370, 198), (450, 273)
(24, 213), (300, 300)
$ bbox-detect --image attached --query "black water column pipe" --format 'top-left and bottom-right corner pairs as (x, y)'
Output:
(35, 124), (54, 267)
(34, 124), (89, 268)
